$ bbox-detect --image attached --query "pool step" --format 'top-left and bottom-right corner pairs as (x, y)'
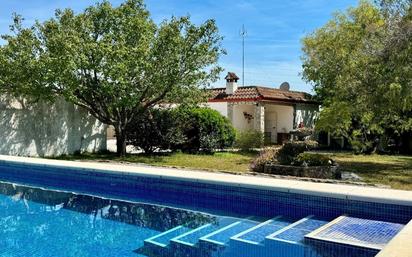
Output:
(263, 216), (329, 257)
(266, 215), (328, 244)
(140, 215), (403, 257)
(199, 219), (259, 247)
(304, 215), (405, 255)
(170, 217), (239, 247)
(144, 225), (191, 248)
(230, 216), (295, 245)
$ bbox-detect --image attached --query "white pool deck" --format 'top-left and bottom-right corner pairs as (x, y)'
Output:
(0, 154), (411, 256)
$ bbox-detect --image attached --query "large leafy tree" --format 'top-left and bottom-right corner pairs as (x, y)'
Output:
(0, 0), (223, 156)
(302, 0), (412, 153)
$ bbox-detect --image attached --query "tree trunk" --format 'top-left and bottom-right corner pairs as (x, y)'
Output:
(115, 126), (127, 157)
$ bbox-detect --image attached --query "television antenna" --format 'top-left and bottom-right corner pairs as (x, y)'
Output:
(240, 24), (247, 87)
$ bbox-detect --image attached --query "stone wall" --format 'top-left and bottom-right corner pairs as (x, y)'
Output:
(263, 164), (341, 179)
(0, 96), (107, 157)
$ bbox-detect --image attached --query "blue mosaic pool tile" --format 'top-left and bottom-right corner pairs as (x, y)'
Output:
(171, 218), (239, 247)
(293, 217), (328, 231)
(306, 216), (404, 250)
(1, 161), (412, 226)
(172, 224), (217, 247)
(200, 219), (258, 245)
(305, 238), (379, 257)
(234, 217), (296, 244)
(145, 225), (192, 247)
(274, 228), (309, 242)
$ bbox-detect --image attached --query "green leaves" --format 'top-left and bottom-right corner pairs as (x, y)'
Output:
(0, 0), (224, 155)
(302, 0), (412, 153)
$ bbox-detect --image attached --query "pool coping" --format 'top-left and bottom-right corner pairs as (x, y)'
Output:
(1, 154), (412, 207)
(375, 219), (412, 257)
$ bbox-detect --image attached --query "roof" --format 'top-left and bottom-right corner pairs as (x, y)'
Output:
(208, 86), (319, 104)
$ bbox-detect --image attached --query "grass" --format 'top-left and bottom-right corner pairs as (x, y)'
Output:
(55, 150), (412, 190)
(55, 151), (256, 173)
(329, 152), (412, 190)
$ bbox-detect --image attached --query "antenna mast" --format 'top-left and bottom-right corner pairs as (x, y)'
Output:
(240, 24), (247, 87)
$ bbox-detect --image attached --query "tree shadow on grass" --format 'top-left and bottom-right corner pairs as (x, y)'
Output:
(336, 156), (412, 189)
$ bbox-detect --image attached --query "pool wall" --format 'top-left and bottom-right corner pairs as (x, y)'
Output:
(0, 155), (412, 223)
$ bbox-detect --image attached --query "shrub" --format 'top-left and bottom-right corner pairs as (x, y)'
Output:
(171, 107), (236, 153)
(128, 109), (184, 153)
(235, 130), (264, 151)
(349, 138), (374, 154)
(276, 140), (318, 165)
(129, 106), (235, 154)
(293, 153), (333, 167)
(250, 147), (278, 172)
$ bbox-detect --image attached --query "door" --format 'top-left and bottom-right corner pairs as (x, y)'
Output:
(265, 113), (277, 144)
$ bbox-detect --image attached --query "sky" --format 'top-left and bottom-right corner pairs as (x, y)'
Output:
(0, 0), (358, 93)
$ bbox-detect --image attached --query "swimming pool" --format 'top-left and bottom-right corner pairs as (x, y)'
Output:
(0, 157), (411, 257)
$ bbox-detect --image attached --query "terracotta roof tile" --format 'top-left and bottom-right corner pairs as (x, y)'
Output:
(208, 86), (318, 104)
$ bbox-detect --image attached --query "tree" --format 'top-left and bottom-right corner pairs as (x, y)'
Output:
(0, 0), (224, 156)
(302, 0), (412, 153)
(377, 0), (410, 17)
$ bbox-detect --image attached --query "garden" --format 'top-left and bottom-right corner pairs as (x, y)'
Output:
(55, 105), (412, 191)
(1, 0), (411, 191)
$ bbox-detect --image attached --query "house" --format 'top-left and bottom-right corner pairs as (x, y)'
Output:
(0, 95), (107, 157)
(206, 72), (320, 144)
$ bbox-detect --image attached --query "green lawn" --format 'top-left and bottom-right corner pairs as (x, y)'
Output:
(55, 151), (256, 173)
(329, 153), (412, 190)
(55, 151), (412, 190)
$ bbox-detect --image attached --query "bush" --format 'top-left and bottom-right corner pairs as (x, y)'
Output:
(171, 107), (236, 153)
(276, 140), (318, 165)
(349, 138), (374, 154)
(250, 147), (278, 172)
(129, 107), (235, 154)
(128, 109), (184, 154)
(293, 153), (333, 167)
(235, 130), (264, 151)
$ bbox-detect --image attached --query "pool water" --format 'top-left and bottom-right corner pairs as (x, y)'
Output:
(1, 180), (403, 257)
(0, 162), (409, 257)
(0, 181), (216, 257)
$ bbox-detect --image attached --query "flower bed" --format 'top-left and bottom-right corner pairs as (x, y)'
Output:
(251, 141), (341, 179)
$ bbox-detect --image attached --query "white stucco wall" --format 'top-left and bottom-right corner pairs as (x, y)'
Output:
(265, 104), (294, 133)
(0, 96), (107, 157)
(232, 104), (255, 131)
(203, 102), (228, 117)
(205, 100), (318, 136)
(295, 104), (319, 128)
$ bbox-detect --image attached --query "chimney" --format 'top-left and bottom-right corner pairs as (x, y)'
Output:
(225, 72), (239, 95)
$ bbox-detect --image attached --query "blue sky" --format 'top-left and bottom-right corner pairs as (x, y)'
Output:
(0, 0), (358, 93)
